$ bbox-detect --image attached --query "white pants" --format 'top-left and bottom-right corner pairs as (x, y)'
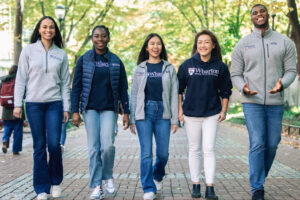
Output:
(184, 114), (219, 184)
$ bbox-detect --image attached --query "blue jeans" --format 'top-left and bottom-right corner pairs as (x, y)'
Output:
(60, 122), (68, 146)
(83, 110), (116, 188)
(26, 101), (63, 195)
(136, 100), (171, 193)
(243, 103), (284, 193)
(2, 120), (23, 152)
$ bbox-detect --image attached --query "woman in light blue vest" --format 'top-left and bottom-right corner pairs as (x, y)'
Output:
(71, 25), (130, 200)
(130, 33), (178, 200)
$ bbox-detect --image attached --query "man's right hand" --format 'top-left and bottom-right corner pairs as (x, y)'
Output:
(243, 83), (258, 96)
(13, 108), (22, 119)
(72, 112), (81, 127)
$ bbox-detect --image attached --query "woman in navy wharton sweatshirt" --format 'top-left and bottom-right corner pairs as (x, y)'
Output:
(177, 30), (232, 199)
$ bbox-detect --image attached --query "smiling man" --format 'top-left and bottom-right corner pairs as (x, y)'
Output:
(231, 4), (297, 200)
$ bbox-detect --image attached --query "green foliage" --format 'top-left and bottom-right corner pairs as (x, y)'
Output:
(283, 107), (300, 126)
(228, 103), (244, 114)
(228, 103), (300, 126)
(227, 117), (246, 125)
(2, 0), (299, 77)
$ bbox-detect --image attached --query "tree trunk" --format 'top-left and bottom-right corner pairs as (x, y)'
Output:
(287, 0), (300, 74)
(13, 0), (23, 65)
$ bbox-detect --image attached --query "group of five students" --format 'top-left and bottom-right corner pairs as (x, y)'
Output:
(12, 3), (297, 200)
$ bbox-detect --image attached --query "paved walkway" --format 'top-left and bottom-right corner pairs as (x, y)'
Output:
(0, 122), (300, 200)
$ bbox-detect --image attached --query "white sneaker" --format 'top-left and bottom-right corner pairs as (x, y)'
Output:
(60, 145), (65, 154)
(51, 185), (61, 198)
(154, 179), (162, 190)
(104, 178), (115, 194)
(37, 192), (48, 200)
(143, 191), (156, 200)
(90, 186), (104, 200)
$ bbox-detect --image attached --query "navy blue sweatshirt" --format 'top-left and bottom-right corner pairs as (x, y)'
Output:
(177, 53), (232, 117)
(86, 52), (115, 111)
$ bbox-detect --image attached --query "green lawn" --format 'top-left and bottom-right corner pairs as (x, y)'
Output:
(227, 103), (300, 127)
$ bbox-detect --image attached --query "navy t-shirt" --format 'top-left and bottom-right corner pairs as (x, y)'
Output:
(145, 61), (163, 101)
(87, 52), (115, 111)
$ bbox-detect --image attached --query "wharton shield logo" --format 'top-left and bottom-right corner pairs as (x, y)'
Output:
(188, 68), (195, 76)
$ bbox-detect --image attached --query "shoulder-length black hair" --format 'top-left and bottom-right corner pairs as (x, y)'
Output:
(30, 16), (63, 48)
(191, 30), (222, 61)
(137, 33), (168, 65)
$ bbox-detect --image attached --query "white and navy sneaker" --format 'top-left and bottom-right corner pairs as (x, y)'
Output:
(90, 186), (104, 200)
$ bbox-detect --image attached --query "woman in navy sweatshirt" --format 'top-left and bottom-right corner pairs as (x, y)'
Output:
(177, 30), (232, 199)
(71, 25), (130, 200)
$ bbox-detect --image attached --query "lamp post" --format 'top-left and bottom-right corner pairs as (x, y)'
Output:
(271, 14), (276, 30)
(55, 4), (65, 31)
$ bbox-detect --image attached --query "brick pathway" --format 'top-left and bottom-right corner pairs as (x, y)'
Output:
(0, 122), (300, 200)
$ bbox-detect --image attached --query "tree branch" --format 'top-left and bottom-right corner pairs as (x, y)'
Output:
(76, 0), (115, 57)
(172, 2), (197, 33)
(190, 4), (204, 29)
(39, 0), (45, 16)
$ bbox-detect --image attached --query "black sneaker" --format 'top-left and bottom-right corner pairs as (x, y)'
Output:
(205, 186), (218, 200)
(252, 189), (265, 200)
(191, 184), (201, 198)
(2, 141), (8, 154)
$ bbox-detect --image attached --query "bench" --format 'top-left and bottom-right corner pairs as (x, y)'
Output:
(282, 123), (300, 135)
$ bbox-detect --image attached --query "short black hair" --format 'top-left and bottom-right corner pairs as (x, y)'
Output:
(30, 16), (63, 48)
(92, 25), (110, 39)
(251, 4), (268, 14)
(137, 33), (168, 65)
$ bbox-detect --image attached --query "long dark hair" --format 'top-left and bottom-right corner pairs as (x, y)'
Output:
(137, 33), (168, 65)
(191, 30), (222, 61)
(30, 16), (63, 48)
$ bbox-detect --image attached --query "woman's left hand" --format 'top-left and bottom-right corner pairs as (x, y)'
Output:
(63, 112), (70, 123)
(218, 111), (226, 123)
(123, 114), (129, 130)
(171, 124), (178, 134)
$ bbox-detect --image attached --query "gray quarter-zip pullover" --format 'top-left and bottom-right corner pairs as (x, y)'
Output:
(15, 40), (71, 111)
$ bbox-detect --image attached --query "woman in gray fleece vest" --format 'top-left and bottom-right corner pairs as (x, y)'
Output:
(130, 33), (178, 200)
